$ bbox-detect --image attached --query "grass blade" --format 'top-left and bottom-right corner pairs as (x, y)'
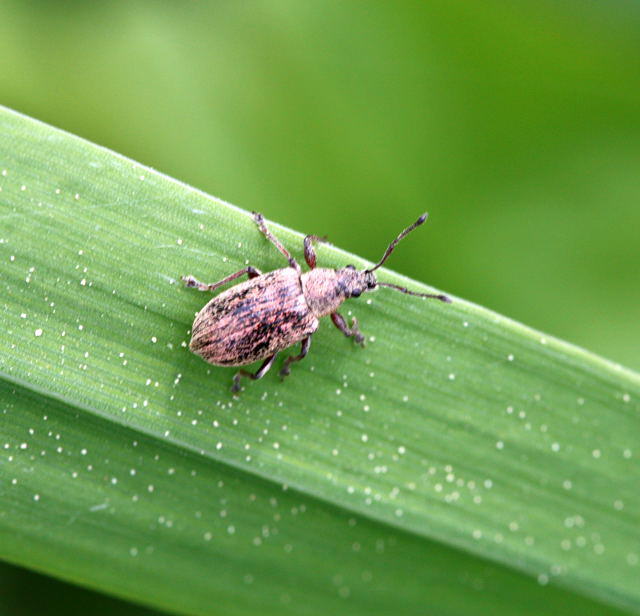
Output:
(1, 105), (638, 614)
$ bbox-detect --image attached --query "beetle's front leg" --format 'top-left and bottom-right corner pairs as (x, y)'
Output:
(331, 312), (365, 347)
(303, 235), (328, 269)
(182, 267), (261, 292)
(279, 336), (312, 379)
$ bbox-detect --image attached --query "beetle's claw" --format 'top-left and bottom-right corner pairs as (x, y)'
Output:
(350, 317), (366, 347)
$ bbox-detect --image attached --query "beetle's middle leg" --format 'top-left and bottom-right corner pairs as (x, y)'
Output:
(303, 235), (328, 269)
(279, 336), (312, 379)
(182, 267), (261, 292)
(252, 211), (300, 273)
(331, 312), (365, 347)
(232, 354), (277, 393)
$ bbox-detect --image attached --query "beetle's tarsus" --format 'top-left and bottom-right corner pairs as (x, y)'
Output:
(182, 267), (261, 293)
(231, 354), (277, 393)
(182, 275), (198, 288)
(279, 336), (312, 380)
(331, 312), (365, 347)
(352, 319), (366, 347)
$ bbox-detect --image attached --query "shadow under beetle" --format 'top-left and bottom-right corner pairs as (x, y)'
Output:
(183, 212), (451, 392)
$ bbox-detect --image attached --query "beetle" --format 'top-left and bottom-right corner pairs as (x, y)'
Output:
(182, 211), (450, 392)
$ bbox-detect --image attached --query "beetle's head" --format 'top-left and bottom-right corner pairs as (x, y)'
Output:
(335, 265), (378, 299)
(354, 213), (452, 303)
(335, 265), (376, 299)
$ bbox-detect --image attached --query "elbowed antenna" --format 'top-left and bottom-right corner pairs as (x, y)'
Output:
(365, 213), (429, 273)
(377, 282), (451, 303)
(367, 212), (451, 303)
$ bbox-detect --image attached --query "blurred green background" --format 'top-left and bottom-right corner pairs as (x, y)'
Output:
(1, 1), (639, 613)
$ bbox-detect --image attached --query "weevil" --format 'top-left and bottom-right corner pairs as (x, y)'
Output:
(182, 211), (450, 392)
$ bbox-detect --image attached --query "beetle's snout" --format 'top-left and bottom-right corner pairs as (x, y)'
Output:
(363, 271), (377, 290)
(348, 270), (377, 298)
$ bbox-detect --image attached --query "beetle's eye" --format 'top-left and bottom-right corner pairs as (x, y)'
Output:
(346, 264), (355, 270)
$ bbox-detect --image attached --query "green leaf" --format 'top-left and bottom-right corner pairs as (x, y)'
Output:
(1, 105), (638, 615)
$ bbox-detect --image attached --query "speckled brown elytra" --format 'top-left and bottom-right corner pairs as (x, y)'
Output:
(182, 211), (450, 392)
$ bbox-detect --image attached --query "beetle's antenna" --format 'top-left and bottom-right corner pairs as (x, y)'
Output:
(377, 282), (451, 303)
(365, 213), (429, 273)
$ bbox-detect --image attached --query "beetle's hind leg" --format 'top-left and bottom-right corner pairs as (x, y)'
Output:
(331, 312), (365, 347)
(252, 212), (300, 273)
(232, 354), (277, 393)
(279, 336), (312, 379)
(182, 267), (261, 292)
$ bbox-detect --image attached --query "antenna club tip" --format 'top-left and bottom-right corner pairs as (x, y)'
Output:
(438, 294), (452, 303)
(417, 213), (429, 225)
